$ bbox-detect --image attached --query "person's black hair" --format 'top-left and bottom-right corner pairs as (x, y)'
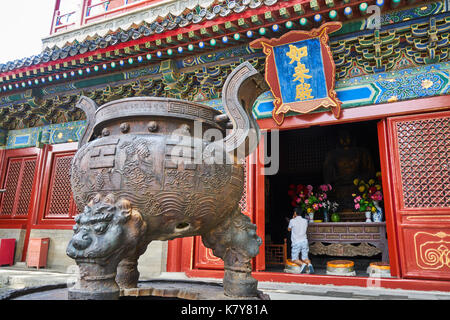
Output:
(294, 207), (306, 218)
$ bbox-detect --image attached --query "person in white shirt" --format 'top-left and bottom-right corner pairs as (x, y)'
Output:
(288, 207), (314, 274)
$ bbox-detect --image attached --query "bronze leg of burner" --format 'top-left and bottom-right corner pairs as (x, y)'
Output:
(116, 241), (150, 289)
(116, 258), (140, 289)
(69, 262), (121, 300)
(202, 207), (262, 298)
(66, 194), (147, 300)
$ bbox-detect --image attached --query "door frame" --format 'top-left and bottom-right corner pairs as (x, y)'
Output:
(0, 146), (44, 261)
(385, 110), (450, 280)
(34, 142), (78, 229)
(170, 95), (450, 286)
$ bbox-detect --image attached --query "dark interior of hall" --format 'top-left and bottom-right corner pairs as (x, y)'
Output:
(264, 120), (384, 274)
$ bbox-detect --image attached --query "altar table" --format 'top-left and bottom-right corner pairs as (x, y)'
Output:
(307, 222), (389, 262)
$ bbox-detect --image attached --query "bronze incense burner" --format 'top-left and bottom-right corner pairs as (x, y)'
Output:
(66, 62), (268, 299)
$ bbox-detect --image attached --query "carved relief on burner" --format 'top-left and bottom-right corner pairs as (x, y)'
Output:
(184, 193), (216, 218)
(142, 193), (164, 217)
(120, 122), (130, 133)
(198, 164), (229, 193)
(117, 137), (158, 192)
(147, 121), (158, 132)
(89, 138), (119, 169)
(163, 169), (195, 191)
(168, 102), (214, 122)
(71, 166), (87, 209)
(164, 127), (198, 172)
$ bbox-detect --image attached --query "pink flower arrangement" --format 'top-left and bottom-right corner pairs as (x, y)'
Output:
(352, 172), (383, 213)
(288, 184), (335, 215)
(319, 184), (332, 192)
(316, 184), (332, 203)
(370, 191), (383, 201)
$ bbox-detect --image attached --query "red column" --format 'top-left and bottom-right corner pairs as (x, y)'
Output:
(254, 135), (266, 271)
(0, 149), (5, 178)
(21, 145), (46, 261)
(377, 119), (401, 277)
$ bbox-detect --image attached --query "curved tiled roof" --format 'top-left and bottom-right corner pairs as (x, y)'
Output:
(0, 0), (279, 74)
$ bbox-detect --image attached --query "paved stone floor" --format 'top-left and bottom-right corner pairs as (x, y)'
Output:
(1, 266), (450, 300)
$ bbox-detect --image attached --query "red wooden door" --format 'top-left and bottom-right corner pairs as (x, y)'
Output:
(386, 110), (450, 280)
(36, 142), (79, 227)
(0, 148), (40, 222)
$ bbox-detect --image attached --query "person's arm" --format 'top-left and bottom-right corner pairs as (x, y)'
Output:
(288, 220), (292, 232)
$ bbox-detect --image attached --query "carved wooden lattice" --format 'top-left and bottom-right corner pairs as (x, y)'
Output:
(0, 160), (22, 216)
(15, 159), (37, 216)
(287, 134), (330, 173)
(45, 155), (74, 218)
(238, 158), (248, 213)
(265, 239), (287, 265)
(0, 158), (37, 217)
(396, 116), (450, 208)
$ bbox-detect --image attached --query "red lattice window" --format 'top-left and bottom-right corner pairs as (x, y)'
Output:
(0, 157), (37, 218)
(0, 160), (22, 216)
(44, 154), (75, 219)
(395, 115), (450, 209)
(238, 158), (248, 214)
(15, 159), (38, 216)
(265, 239), (287, 266)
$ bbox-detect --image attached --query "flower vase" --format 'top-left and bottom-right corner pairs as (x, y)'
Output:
(308, 212), (314, 223)
(372, 201), (383, 222)
(323, 208), (329, 222)
(365, 211), (372, 222)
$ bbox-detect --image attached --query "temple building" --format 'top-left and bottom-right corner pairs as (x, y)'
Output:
(0, 0), (449, 292)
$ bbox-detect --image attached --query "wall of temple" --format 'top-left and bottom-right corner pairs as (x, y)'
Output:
(0, 0), (449, 289)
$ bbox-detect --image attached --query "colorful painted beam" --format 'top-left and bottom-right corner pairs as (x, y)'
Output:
(252, 61), (450, 119)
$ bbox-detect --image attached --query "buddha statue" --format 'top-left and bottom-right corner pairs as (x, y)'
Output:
(323, 129), (375, 211)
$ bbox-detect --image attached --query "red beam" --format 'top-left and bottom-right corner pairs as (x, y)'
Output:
(256, 95), (450, 131)
(377, 119), (402, 278)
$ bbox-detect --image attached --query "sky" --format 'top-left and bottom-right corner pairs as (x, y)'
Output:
(0, 0), (55, 64)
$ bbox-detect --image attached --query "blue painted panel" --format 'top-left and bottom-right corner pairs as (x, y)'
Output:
(273, 38), (328, 103)
(14, 135), (30, 145)
(257, 101), (277, 113)
(336, 86), (373, 101)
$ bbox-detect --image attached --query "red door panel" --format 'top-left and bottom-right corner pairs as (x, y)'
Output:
(44, 153), (75, 219)
(36, 142), (78, 226)
(193, 236), (224, 270)
(0, 148), (40, 220)
(387, 110), (450, 280)
(401, 225), (450, 278)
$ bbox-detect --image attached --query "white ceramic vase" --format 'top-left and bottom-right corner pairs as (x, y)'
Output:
(372, 200), (384, 222)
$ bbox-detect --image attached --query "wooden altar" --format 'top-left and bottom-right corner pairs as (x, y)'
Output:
(307, 222), (388, 262)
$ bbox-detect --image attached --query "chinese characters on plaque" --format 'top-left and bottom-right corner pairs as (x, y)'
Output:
(287, 44), (314, 101)
(250, 22), (342, 125)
